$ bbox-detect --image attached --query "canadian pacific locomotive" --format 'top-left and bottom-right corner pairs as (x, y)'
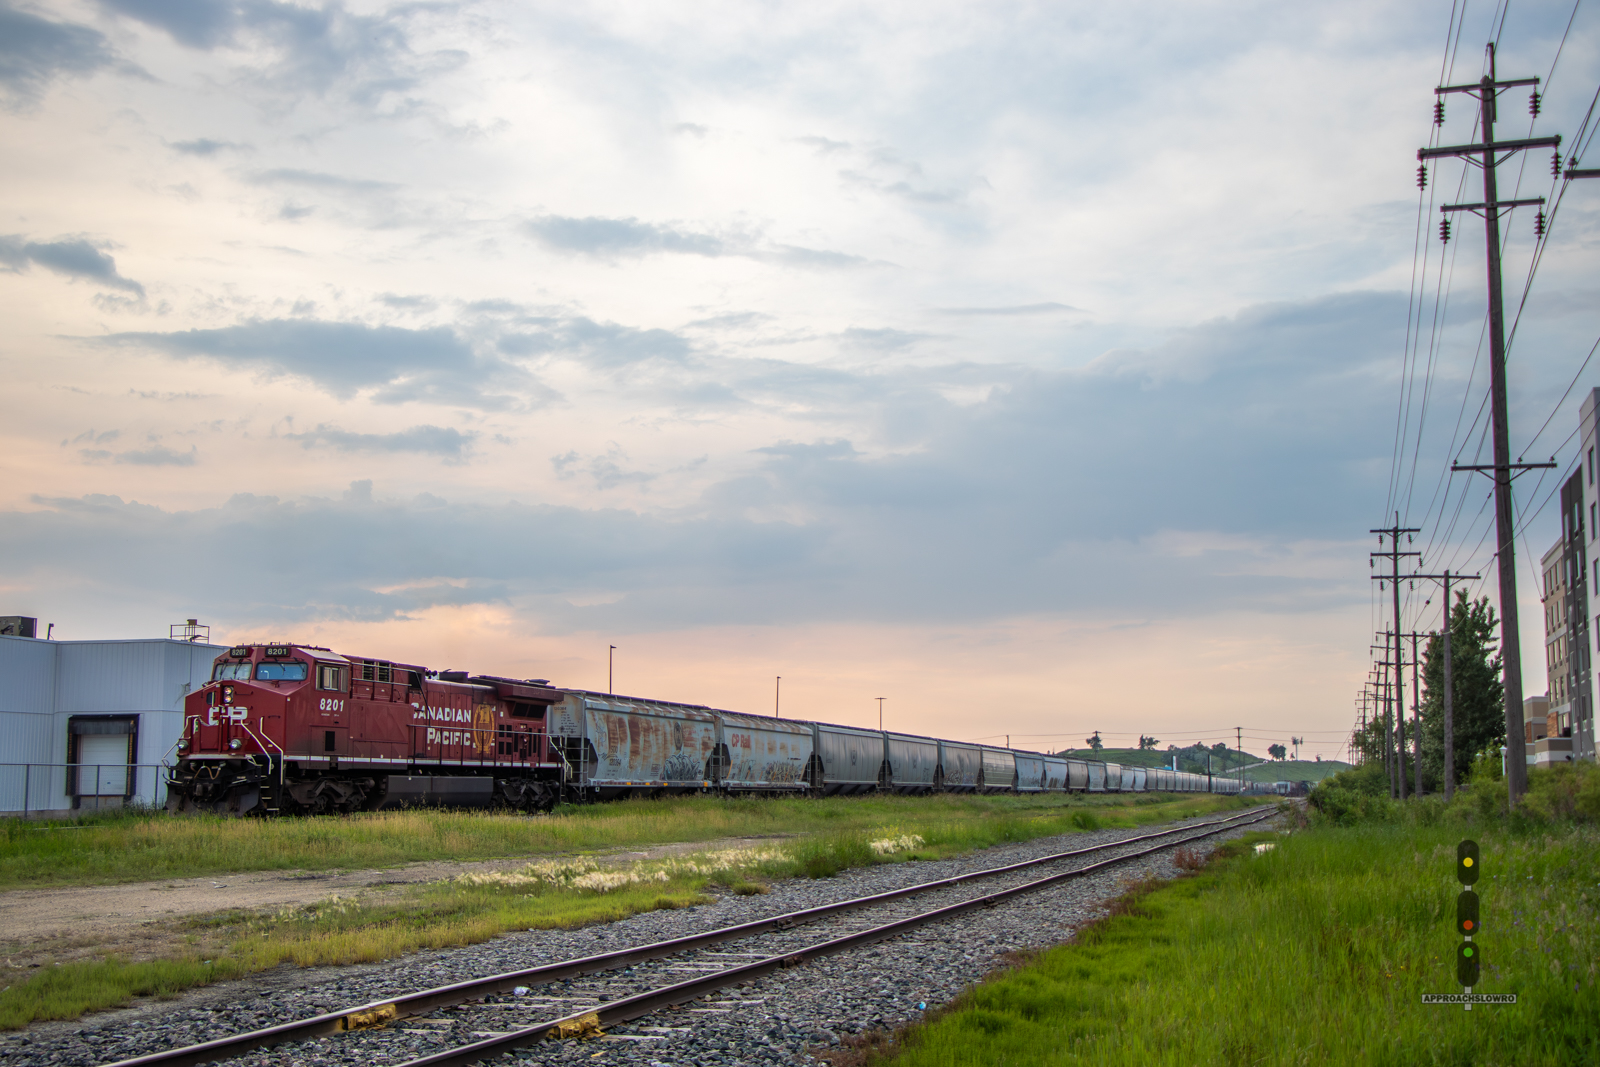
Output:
(166, 642), (1241, 816)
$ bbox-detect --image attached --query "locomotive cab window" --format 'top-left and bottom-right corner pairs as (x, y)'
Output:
(508, 701), (545, 720)
(212, 662), (252, 681)
(255, 661), (309, 681)
(317, 665), (348, 691)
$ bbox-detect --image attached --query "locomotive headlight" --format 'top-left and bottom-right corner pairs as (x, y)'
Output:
(222, 686), (234, 704)
(229, 738), (243, 751)
(177, 738), (189, 751)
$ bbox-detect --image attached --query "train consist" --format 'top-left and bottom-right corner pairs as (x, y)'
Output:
(166, 642), (1243, 815)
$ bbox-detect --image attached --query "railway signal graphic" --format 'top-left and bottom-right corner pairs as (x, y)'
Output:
(1457, 941), (1480, 986)
(1457, 839), (1479, 884)
(1457, 839), (1480, 1006)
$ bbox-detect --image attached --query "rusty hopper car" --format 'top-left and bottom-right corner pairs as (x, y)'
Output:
(715, 712), (812, 794)
(166, 644), (564, 815)
(547, 691), (718, 800)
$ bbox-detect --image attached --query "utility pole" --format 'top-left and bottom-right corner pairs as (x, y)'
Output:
(775, 676), (781, 719)
(877, 697), (885, 732)
(608, 645), (616, 695)
(1420, 45), (1563, 805)
(1373, 646), (1405, 797)
(1373, 515), (1420, 799)
(1406, 571), (1478, 799)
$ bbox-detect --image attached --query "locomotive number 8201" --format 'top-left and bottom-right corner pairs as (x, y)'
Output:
(319, 698), (344, 712)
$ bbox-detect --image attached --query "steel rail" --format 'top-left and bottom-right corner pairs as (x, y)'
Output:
(103, 805), (1273, 1067)
(397, 806), (1279, 1067)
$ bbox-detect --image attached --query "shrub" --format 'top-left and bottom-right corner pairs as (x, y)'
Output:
(1521, 759), (1600, 823)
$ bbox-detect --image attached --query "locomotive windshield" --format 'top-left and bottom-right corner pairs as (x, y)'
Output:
(255, 662), (309, 681)
(213, 662), (251, 681)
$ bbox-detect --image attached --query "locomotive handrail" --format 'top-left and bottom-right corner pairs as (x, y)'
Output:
(237, 719), (286, 805)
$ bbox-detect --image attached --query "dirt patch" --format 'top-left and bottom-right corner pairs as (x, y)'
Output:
(0, 835), (793, 973)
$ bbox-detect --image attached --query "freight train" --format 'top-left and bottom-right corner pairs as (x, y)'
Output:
(165, 642), (1242, 815)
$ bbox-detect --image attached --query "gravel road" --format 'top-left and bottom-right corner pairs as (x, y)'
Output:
(1, 808), (1279, 1067)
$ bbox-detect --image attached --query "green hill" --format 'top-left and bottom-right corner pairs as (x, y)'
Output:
(1238, 759), (1351, 784)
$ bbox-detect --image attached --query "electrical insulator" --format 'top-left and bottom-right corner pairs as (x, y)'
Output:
(1417, 164), (1428, 190)
(1434, 100), (1445, 126)
(1440, 217), (1452, 243)
(1530, 91), (1541, 117)
(1554, 152), (1563, 179)
(1535, 210), (1547, 237)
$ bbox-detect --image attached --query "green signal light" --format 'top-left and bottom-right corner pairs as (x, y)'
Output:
(1457, 840), (1480, 885)
(1457, 940), (1481, 986)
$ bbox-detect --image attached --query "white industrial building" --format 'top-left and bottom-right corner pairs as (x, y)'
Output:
(0, 623), (222, 815)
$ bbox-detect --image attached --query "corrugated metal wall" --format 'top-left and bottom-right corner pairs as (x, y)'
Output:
(0, 635), (57, 718)
(0, 637), (221, 812)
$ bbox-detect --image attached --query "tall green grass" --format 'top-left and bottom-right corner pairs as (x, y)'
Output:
(878, 821), (1600, 1066)
(0, 791), (1243, 888)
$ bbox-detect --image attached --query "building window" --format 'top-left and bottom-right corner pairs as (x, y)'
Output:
(68, 715), (138, 807)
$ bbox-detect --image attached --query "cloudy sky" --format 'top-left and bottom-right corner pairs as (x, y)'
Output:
(4, 0), (1598, 758)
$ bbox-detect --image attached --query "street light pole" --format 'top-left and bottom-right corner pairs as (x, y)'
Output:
(608, 646), (616, 696)
(775, 676), (781, 719)
(877, 697), (884, 732)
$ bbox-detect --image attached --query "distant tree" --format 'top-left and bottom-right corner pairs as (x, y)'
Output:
(1138, 734), (1159, 750)
(1291, 736), (1304, 760)
(1418, 591), (1505, 791)
(1086, 730), (1104, 751)
(1268, 743), (1287, 761)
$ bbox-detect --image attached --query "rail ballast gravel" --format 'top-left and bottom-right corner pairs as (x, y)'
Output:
(394, 805), (1277, 1067)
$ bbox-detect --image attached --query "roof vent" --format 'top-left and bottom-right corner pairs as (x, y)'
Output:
(0, 616), (37, 638)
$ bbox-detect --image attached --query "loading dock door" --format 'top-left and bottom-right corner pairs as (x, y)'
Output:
(69, 716), (137, 803)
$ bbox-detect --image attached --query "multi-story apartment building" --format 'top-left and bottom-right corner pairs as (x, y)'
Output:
(1533, 388), (1600, 765)
(1538, 538), (1574, 766)
(1574, 388), (1600, 762)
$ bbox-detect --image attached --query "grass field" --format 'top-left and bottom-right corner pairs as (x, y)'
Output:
(865, 769), (1600, 1066)
(0, 791), (1249, 1029)
(2, 791), (1229, 889)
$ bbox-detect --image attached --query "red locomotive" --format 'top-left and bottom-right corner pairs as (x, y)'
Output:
(166, 642), (566, 815)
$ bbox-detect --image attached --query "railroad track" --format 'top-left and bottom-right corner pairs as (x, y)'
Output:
(109, 805), (1278, 1067)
